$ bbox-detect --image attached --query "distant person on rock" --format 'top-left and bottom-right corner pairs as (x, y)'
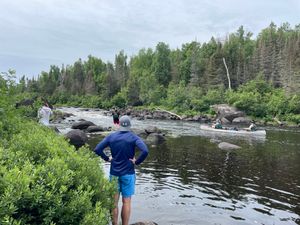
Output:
(38, 102), (52, 126)
(94, 115), (149, 225)
(112, 110), (120, 126)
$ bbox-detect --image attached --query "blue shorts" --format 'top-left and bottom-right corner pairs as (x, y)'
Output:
(110, 174), (135, 198)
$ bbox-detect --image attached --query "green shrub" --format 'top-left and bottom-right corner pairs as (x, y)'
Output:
(265, 89), (288, 116)
(0, 122), (115, 225)
(281, 114), (300, 124)
(111, 92), (126, 108)
(286, 95), (300, 114)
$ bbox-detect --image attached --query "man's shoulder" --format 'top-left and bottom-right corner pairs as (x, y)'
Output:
(113, 131), (140, 139)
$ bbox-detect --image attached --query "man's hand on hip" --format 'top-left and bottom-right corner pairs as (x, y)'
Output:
(129, 157), (136, 165)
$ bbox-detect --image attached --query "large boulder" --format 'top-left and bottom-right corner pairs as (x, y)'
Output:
(65, 130), (88, 148)
(218, 142), (241, 150)
(145, 126), (161, 134)
(86, 125), (106, 133)
(71, 121), (96, 130)
(212, 104), (245, 122)
(15, 98), (35, 108)
(232, 117), (252, 124)
(146, 133), (166, 145)
(220, 117), (231, 125)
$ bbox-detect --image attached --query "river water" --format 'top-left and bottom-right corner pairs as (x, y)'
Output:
(55, 107), (300, 225)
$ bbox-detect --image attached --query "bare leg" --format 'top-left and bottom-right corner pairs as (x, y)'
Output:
(112, 193), (120, 225)
(121, 197), (132, 225)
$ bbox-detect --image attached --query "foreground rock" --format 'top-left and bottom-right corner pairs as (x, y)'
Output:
(65, 130), (88, 148)
(218, 142), (241, 150)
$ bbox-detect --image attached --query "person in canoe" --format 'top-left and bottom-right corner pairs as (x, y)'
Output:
(211, 119), (238, 131)
(212, 119), (223, 129)
(245, 121), (257, 131)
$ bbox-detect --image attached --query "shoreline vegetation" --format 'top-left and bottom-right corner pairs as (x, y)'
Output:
(11, 22), (300, 127)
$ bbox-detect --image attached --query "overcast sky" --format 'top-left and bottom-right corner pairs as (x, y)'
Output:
(0, 0), (299, 78)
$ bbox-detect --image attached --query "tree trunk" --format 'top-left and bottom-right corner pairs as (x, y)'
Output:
(223, 57), (232, 90)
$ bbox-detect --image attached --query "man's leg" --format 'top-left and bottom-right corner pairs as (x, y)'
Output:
(119, 174), (135, 225)
(112, 193), (120, 225)
(121, 196), (131, 225)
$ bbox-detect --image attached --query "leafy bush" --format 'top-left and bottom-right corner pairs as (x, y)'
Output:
(238, 74), (272, 94)
(111, 92), (127, 108)
(286, 95), (300, 114)
(281, 114), (300, 124)
(163, 82), (191, 112)
(0, 123), (115, 224)
(265, 89), (288, 116)
(192, 89), (224, 112)
(1, 74), (116, 224)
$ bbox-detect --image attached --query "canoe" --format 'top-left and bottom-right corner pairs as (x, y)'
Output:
(200, 125), (266, 136)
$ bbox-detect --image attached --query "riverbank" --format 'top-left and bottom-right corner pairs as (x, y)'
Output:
(53, 105), (300, 129)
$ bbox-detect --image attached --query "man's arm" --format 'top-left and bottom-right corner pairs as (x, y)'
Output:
(134, 138), (149, 165)
(94, 137), (110, 162)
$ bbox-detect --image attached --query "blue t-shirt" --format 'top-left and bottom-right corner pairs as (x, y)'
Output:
(94, 131), (149, 176)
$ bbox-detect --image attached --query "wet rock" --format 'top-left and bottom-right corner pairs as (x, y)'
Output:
(86, 125), (106, 133)
(218, 142), (241, 150)
(65, 129), (88, 148)
(132, 128), (148, 138)
(210, 138), (221, 144)
(145, 115), (153, 119)
(71, 121), (96, 130)
(145, 126), (161, 134)
(212, 104), (245, 122)
(146, 133), (166, 145)
(192, 115), (202, 121)
(52, 111), (74, 123)
(232, 117), (251, 124)
(220, 117), (231, 125)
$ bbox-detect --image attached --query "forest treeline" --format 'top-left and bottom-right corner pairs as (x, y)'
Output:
(18, 22), (300, 123)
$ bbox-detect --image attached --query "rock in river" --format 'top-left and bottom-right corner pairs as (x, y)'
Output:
(65, 129), (88, 148)
(218, 142), (241, 150)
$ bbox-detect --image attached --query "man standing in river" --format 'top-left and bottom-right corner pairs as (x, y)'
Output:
(94, 115), (149, 225)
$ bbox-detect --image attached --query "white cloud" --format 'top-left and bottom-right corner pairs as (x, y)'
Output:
(0, 0), (299, 78)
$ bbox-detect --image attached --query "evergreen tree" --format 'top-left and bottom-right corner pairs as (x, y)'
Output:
(152, 42), (171, 87)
